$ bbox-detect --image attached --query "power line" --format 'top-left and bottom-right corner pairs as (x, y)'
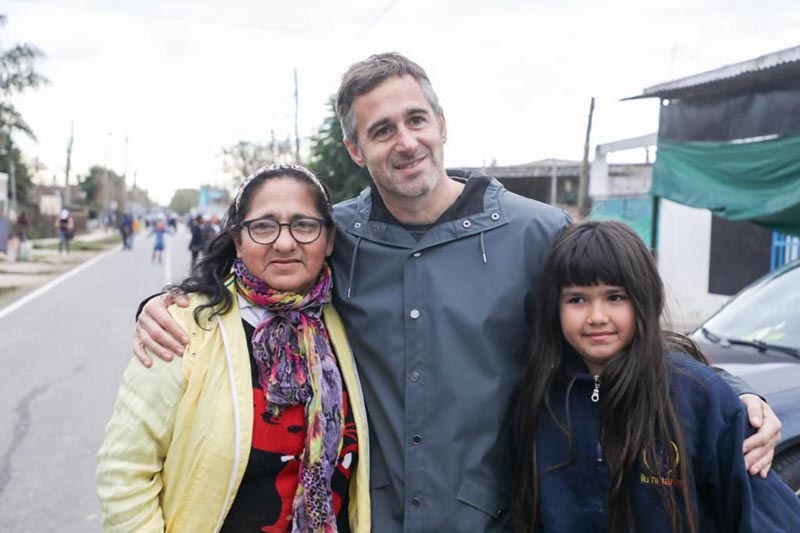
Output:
(8, 0), (307, 33)
(364, 0), (400, 31)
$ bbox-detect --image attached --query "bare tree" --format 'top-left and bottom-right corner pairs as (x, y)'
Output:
(221, 140), (275, 186)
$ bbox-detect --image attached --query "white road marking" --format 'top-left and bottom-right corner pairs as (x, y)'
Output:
(165, 238), (173, 286)
(0, 246), (121, 320)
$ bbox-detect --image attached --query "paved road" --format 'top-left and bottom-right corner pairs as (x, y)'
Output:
(0, 226), (192, 532)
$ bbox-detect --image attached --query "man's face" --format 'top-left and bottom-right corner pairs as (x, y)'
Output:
(344, 75), (447, 204)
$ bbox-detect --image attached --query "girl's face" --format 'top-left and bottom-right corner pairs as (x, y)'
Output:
(234, 177), (334, 294)
(559, 283), (636, 375)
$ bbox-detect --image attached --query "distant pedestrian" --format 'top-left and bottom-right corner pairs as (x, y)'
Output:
(119, 213), (134, 250)
(148, 219), (172, 263)
(14, 211), (29, 241)
(56, 209), (74, 254)
(187, 214), (205, 267)
(200, 215), (217, 247)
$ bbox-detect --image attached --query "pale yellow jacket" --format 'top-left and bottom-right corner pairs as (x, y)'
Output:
(97, 281), (371, 532)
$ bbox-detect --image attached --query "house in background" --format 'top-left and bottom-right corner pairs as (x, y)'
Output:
(454, 159), (580, 207)
(620, 45), (800, 331)
(455, 159), (653, 222)
(589, 133), (657, 248)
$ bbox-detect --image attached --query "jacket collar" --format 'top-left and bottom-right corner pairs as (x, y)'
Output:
(342, 172), (509, 250)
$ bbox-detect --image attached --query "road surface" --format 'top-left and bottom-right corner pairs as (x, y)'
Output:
(0, 226), (192, 532)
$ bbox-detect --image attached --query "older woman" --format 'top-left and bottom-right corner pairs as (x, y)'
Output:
(97, 164), (370, 532)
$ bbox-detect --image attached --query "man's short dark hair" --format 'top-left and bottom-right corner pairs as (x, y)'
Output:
(335, 52), (443, 145)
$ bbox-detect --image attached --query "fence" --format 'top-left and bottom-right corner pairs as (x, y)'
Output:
(770, 232), (800, 271)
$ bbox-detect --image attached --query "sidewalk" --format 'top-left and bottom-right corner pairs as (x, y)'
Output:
(0, 229), (121, 309)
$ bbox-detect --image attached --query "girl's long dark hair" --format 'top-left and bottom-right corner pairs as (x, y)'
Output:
(170, 164), (333, 326)
(513, 220), (704, 533)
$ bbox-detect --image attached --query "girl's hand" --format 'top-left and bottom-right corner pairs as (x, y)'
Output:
(133, 292), (190, 367)
(740, 394), (781, 478)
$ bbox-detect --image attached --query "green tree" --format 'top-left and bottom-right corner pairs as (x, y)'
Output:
(0, 142), (32, 203)
(0, 14), (48, 206)
(79, 165), (124, 210)
(0, 14), (48, 140)
(168, 188), (199, 215)
(308, 97), (370, 204)
(78, 169), (99, 204)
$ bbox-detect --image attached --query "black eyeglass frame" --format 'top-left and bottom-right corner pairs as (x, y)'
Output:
(237, 217), (329, 245)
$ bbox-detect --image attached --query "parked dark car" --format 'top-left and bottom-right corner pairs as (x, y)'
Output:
(690, 259), (800, 495)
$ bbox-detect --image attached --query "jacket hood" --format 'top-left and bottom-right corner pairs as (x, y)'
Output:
(334, 174), (509, 298)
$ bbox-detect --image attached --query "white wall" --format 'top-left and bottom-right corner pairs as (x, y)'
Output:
(657, 199), (729, 332)
(39, 194), (62, 216)
(0, 173), (7, 213)
(608, 167), (651, 196)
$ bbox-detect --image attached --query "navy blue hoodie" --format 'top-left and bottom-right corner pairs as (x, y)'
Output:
(533, 351), (800, 532)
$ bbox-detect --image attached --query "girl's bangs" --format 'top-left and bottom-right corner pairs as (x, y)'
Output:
(554, 228), (628, 289)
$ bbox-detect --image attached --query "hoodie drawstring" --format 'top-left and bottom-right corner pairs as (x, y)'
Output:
(479, 231), (487, 264)
(346, 235), (362, 299)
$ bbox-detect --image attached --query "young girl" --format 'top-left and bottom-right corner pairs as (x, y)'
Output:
(513, 220), (800, 532)
(148, 218), (172, 263)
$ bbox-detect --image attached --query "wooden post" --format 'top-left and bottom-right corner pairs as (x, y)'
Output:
(578, 97), (595, 217)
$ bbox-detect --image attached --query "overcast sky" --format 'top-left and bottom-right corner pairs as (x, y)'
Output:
(5, 0), (800, 204)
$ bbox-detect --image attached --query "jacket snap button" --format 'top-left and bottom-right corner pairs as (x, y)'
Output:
(409, 370), (421, 382)
(491, 213), (500, 221)
(412, 252), (421, 258)
(462, 220), (472, 228)
(412, 434), (422, 444)
(354, 222), (362, 229)
(411, 497), (422, 507)
(409, 309), (420, 319)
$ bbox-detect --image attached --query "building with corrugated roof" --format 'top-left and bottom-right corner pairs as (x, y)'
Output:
(627, 45), (800, 330)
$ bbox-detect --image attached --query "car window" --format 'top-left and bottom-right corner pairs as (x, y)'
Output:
(703, 264), (800, 349)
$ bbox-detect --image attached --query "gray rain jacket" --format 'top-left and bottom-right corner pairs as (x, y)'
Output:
(331, 174), (570, 532)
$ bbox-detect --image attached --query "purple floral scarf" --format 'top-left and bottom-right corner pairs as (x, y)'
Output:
(234, 258), (343, 532)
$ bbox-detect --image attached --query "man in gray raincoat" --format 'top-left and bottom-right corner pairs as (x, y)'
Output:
(135, 53), (781, 532)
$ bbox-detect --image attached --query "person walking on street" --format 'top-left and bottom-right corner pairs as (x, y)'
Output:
(188, 214), (206, 267)
(14, 211), (29, 241)
(148, 218), (172, 263)
(133, 53), (782, 532)
(56, 209), (74, 254)
(119, 213), (134, 250)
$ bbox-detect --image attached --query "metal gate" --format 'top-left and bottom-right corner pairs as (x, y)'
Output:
(771, 232), (800, 271)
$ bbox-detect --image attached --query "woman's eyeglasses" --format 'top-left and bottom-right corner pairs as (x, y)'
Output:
(238, 217), (327, 245)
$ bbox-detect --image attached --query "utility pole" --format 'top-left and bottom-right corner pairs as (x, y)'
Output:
(64, 120), (74, 207)
(294, 68), (301, 162)
(577, 97), (595, 218)
(122, 135), (128, 215)
(103, 132), (112, 228)
(8, 140), (17, 219)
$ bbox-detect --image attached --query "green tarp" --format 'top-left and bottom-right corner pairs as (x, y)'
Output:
(651, 134), (800, 236)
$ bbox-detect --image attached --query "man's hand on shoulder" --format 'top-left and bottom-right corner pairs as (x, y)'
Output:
(740, 393), (781, 478)
(133, 292), (190, 367)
